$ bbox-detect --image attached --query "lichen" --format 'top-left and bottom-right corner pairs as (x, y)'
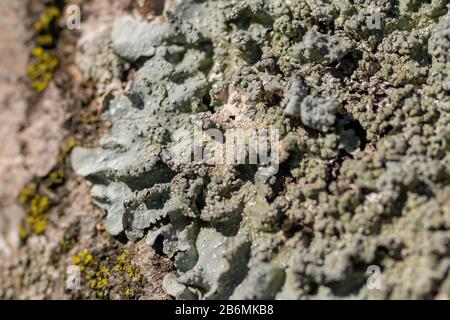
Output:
(18, 182), (50, 239)
(72, 249), (142, 299)
(57, 137), (81, 164)
(72, 249), (110, 299)
(18, 136), (80, 240)
(72, 0), (450, 299)
(27, 5), (61, 92)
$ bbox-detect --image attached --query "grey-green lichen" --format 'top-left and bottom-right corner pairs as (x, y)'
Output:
(72, 0), (450, 299)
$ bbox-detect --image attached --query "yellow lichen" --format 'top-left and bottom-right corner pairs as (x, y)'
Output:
(114, 249), (141, 298)
(48, 171), (65, 186)
(19, 223), (28, 241)
(28, 6), (61, 92)
(35, 34), (54, 46)
(58, 138), (81, 163)
(121, 286), (136, 298)
(62, 138), (81, 155)
(78, 112), (102, 124)
(28, 47), (59, 92)
(73, 250), (110, 299)
(32, 7), (61, 32)
(71, 249), (142, 299)
(19, 182), (38, 204)
(27, 194), (49, 235)
(72, 249), (96, 271)
(19, 183), (50, 238)
(114, 250), (140, 279)
(18, 136), (80, 239)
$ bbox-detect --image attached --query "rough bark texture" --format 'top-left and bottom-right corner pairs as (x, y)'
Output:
(1, 0), (450, 300)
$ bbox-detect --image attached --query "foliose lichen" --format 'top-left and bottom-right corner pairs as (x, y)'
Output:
(72, 0), (450, 299)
